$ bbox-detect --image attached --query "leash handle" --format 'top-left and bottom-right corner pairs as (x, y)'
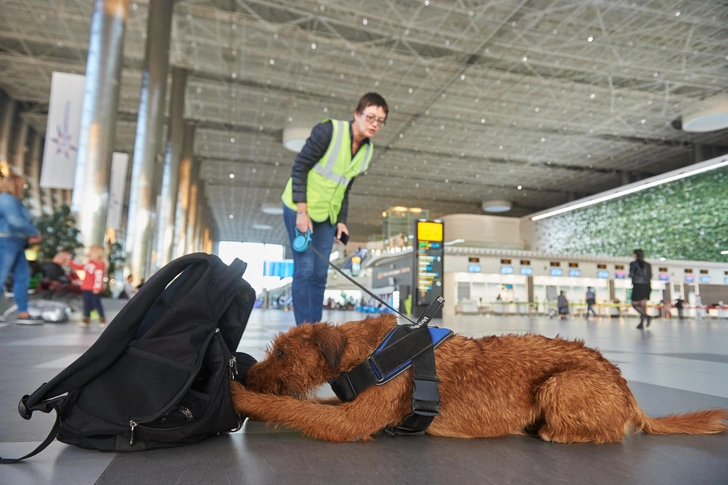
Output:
(309, 246), (420, 325)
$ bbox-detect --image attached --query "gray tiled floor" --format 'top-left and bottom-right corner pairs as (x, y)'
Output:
(1, 304), (727, 484)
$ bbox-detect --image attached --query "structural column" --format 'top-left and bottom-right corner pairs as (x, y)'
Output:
(155, 67), (187, 268)
(0, 94), (16, 165)
(72, 0), (129, 248)
(125, 0), (173, 282)
(174, 122), (196, 258)
(10, 118), (28, 175)
(27, 132), (43, 217)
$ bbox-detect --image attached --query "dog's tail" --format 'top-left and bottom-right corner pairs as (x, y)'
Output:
(633, 407), (728, 435)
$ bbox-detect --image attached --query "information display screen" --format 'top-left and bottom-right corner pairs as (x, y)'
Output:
(415, 220), (444, 307)
(597, 270), (609, 279)
(519, 267), (533, 276)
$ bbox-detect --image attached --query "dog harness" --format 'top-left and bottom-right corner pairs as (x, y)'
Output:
(329, 298), (453, 435)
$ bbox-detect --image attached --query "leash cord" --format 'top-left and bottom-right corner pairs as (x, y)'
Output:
(309, 245), (418, 325)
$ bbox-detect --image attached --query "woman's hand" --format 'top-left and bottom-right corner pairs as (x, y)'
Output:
(296, 212), (313, 233)
(336, 223), (349, 242)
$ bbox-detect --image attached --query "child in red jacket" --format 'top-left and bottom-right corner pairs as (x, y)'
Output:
(69, 245), (107, 327)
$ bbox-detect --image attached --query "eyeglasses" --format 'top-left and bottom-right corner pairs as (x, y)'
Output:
(361, 112), (387, 127)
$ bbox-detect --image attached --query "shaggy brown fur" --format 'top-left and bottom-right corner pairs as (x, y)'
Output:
(231, 314), (728, 443)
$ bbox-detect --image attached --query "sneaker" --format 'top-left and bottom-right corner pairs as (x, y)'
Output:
(16, 315), (44, 325)
(80, 317), (91, 327)
(0, 318), (10, 328)
(646, 316), (652, 328)
(99, 317), (107, 329)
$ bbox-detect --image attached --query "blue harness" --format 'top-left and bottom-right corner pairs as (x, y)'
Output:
(330, 321), (453, 435)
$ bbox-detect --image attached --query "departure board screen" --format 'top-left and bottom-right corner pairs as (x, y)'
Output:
(414, 220), (444, 307)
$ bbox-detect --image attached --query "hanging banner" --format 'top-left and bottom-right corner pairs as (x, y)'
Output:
(40, 72), (86, 189)
(106, 152), (129, 229)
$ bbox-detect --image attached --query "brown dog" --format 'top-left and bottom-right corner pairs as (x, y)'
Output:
(231, 314), (728, 443)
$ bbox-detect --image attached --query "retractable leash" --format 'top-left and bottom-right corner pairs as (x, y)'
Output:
(308, 244), (443, 327)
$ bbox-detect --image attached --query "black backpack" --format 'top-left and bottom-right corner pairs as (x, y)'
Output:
(1, 253), (257, 463)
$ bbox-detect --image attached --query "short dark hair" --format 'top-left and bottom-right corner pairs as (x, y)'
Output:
(356, 92), (388, 118)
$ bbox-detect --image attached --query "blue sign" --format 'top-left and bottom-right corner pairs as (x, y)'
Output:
(615, 271), (627, 279)
(519, 267), (533, 276)
(500, 265), (514, 275)
(468, 264), (481, 273)
(597, 270), (609, 279)
(700, 275), (711, 283)
(725, 277), (728, 284)
(263, 260), (294, 278)
(685, 276), (695, 283)
(659, 274), (670, 281)
(569, 269), (581, 277)
(550, 268), (563, 277)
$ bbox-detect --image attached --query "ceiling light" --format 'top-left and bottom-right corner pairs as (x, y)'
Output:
(522, 56), (527, 62)
(721, 250), (728, 255)
(590, 94), (595, 99)
(228, 214), (234, 219)
(482, 200), (512, 213)
(587, 36), (593, 42)
(261, 202), (283, 215)
(682, 94), (728, 132)
(660, 257), (666, 261)
(229, 173), (234, 179)
(517, 185), (523, 190)
(531, 156), (728, 221)
(675, 11), (680, 16)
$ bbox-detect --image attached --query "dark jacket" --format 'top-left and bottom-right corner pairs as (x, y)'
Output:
(290, 120), (371, 225)
(629, 260), (652, 285)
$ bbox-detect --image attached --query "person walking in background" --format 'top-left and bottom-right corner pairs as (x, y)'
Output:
(675, 297), (685, 320)
(557, 291), (569, 319)
(281, 92), (388, 326)
(69, 245), (107, 328)
(0, 173), (43, 325)
(585, 286), (598, 320)
(629, 249), (652, 329)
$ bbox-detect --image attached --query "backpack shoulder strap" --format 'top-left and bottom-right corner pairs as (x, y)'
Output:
(0, 400), (62, 464)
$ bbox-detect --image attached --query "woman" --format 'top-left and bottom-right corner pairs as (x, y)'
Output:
(629, 249), (652, 329)
(281, 92), (388, 326)
(0, 173), (43, 325)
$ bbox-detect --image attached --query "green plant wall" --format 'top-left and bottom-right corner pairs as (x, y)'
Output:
(531, 166), (728, 263)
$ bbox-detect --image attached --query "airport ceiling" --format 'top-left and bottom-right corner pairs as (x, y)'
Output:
(1, 0), (727, 246)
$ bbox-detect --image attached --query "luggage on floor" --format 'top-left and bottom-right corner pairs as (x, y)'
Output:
(1, 253), (257, 463)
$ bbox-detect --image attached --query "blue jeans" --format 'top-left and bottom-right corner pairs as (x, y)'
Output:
(283, 205), (336, 325)
(0, 237), (31, 314)
(82, 290), (105, 318)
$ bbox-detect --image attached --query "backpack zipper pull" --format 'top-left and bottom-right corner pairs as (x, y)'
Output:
(129, 420), (138, 446)
(229, 356), (238, 380)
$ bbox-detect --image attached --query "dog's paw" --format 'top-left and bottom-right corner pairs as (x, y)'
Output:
(230, 382), (254, 410)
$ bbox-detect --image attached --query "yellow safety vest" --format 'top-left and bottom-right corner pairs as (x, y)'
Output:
(282, 119), (373, 223)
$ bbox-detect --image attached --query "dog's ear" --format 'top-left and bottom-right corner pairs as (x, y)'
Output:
(312, 324), (348, 373)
